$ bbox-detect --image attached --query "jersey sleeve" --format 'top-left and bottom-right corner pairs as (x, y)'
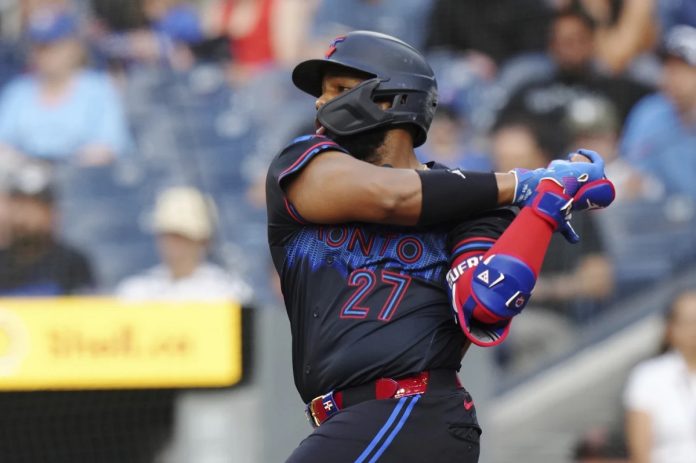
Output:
(447, 208), (517, 268)
(266, 135), (348, 237)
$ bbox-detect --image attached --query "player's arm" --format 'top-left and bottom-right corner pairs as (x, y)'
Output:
(447, 175), (615, 346)
(285, 149), (513, 226)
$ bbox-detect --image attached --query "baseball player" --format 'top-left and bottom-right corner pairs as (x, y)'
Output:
(266, 31), (614, 462)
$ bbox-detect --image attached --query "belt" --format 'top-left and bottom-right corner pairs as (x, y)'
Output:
(305, 370), (459, 428)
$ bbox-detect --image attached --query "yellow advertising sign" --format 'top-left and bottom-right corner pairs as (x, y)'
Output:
(0, 297), (242, 390)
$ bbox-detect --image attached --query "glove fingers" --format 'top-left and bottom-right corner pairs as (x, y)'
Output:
(572, 179), (616, 211)
(574, 148), (605, 171)
(560, 220), (581, 244)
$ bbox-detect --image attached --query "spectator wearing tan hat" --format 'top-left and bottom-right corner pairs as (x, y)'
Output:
(115, 186), (251, 302)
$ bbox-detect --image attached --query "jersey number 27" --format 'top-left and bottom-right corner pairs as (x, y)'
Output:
(340, 269), (412, 322)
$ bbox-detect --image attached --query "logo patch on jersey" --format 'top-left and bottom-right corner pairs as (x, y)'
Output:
(325, 36), (346, 59)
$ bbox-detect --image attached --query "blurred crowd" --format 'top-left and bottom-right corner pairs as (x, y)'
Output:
(0, 0), (695, 374)
(0, 0), (695, 461)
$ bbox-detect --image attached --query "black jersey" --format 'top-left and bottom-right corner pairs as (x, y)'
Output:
(266, 134), (512, 402)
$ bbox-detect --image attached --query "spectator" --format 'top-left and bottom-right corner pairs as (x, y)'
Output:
(312, 0), (432, 51)
(564, 95), (663, 202)
(498, 7), (651, 148)
(417, 104), (492, 172)
(620, 25), (696, 200)
(199, 0), (317, 81)
(426, 0), (553, 64)
(0, 163), (95, 295)
(573, 0), (659, 75)
(115, 185), (254, 462)
(91, 0), (205, 70)
(115, 186), (251, 301)
(623, 289), (696, 463)
(0, 7), (131, 165)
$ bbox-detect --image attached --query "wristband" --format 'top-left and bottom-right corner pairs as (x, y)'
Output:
(416, 169), (498, 226)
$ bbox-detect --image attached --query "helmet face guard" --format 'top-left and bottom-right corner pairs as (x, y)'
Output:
(317, 78), (436, 146)
(292, 31), (438, 147)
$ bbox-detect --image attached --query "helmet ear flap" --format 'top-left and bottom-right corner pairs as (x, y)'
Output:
(316, 78), (395, 137)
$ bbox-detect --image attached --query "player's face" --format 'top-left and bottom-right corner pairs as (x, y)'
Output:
(316, 73), (366, 111)
(315, 71), (391, 139)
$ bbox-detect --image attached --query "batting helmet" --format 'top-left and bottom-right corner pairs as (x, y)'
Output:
(292, 31), (438, 147)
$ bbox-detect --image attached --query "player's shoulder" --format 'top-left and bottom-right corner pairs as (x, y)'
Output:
(268, 134), (350, 185)
(276, 134), (347, 160)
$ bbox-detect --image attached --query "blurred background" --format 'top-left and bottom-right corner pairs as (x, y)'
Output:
(0, 0), (695, 462)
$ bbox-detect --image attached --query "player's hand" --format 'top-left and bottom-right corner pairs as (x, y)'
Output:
(510, 167), (549, 205)
(558, 218), (580, 243)
(570, 178), (616, 211)
(511, 149), (609, 206)
(545, 148), (607, 197)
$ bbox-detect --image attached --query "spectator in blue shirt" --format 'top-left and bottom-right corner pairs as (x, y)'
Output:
(620, 25), (696, 199)
(0, 8), (132, 166)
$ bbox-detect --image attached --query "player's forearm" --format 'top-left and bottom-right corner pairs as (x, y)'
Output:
(448, 182), (567, 346)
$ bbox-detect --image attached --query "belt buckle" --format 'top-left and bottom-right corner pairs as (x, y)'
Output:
(305, 401), (321, 429)
(306, 391), (339, 428)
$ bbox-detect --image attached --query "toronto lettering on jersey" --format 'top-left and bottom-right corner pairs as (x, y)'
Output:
(316, 226), (424, 265)
(286, 224), (449, 283)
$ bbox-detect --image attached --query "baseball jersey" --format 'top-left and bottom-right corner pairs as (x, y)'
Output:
(266, 134), (513, 402)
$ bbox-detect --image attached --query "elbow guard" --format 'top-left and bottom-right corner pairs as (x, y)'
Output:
(453, 254), (536, 347)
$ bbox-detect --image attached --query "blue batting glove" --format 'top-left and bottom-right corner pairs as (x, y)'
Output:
(510, 167), (547, 206)
(544, 148), (607, 195)
(572, 149), (605, 170)
(559, 218), (580, 244)
(571, 178), (616, 211)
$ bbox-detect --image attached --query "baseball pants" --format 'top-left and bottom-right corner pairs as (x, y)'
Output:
(286, 375), (481, 463)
